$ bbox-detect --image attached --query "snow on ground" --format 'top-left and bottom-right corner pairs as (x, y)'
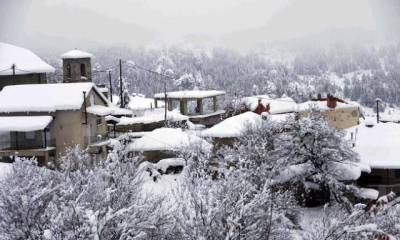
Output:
(127, 128), (211, 152)
(201, 112), (263, 138)
(117, 109), (188, 125)
(0, 162), (12, 179)
(0, 42), (55, 75)
(138, 160), (184, 198)
(0, 116), (53, 132)
(352, 118), (400, 169)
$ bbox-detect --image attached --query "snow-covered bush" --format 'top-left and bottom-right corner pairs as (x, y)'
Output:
(175, 138), (298, 239)
(276, 112), (361, 208)
(0, 144), (173, 240)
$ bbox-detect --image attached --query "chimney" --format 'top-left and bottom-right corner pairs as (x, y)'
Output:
(327, 94), (337, 108)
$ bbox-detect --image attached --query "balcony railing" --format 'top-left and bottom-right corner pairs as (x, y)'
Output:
(0, 139), (56, 151)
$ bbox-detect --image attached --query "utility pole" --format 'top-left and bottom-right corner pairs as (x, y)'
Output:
(119, 59), (124, 108)
(108, 70), (113, 103)
(164, 80), (167, 125)
(11, 64), (16, 82)
(376, 98), (381, 124)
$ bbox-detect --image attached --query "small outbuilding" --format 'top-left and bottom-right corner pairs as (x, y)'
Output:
(154, 90), (226, 127)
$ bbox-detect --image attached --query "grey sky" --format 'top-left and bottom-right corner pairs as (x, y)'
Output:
(0, 0), (394, 51)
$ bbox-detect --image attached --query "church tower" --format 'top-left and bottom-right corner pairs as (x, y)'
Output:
(61, 49), (93, 83)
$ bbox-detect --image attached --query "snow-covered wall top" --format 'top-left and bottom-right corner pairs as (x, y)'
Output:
(0, 116), (53, 132)
(0, 42), (55, 76)
(61, 49), (93, 59)
(128, 95), (164, 111)
(154, 90), (225, 99)
(297, 100), (358, 111)
(241, 95), (297, 114)
(0, 82), (104, 113)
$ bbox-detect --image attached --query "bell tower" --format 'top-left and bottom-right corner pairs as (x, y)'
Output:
(61, 49), (93, 83)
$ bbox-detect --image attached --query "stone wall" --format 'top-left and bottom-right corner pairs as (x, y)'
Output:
(62, 58), (92, 83)
(0, 73), (46, 90)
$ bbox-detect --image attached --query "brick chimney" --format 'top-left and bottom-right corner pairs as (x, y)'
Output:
(327, 94), (337, 108)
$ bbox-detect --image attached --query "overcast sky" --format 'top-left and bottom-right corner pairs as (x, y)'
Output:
(1, 0), (395, 51)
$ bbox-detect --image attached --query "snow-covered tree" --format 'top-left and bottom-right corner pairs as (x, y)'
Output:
(272, 112), (362, 209)
(0, 142), (173, 240)
(175, 134), (298, 239)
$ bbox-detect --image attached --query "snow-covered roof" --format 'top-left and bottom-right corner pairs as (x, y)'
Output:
(201, 112), (263, 138)
(154, 90), (225, 99)
(117, 109), (188, 125)
(0, 42), (55, 76)
(128, 95), (164, 111)
(241, 95), (297, 114)
(61, 49), (93, 59)
(127, 128), (211, 152)
(352, 119), (400, 169)
(0, 82), (109, 113)
(86, 105), (114, 116)
(0, 116), (53, 132)
(297, 100), (358, 112)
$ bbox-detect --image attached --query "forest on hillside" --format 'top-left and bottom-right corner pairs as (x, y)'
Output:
(46, 41), (400, 109)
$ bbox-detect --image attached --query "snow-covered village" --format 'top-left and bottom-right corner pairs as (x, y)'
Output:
(1, 0), (400, 239)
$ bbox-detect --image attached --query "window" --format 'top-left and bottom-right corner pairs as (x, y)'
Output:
(80, 63), (86, 77)
(25, 131), (35, 140)
(66, 64), (72, 78)
(96, 116), (102, 125)
(395, 170), (400, 178)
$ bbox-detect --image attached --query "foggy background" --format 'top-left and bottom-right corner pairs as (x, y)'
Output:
(1, 0), (399, 54)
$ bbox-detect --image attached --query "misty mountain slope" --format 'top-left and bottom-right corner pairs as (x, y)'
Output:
(43, 42), (400, 108)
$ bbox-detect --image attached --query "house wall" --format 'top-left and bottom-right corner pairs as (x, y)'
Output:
(0, 88), (109, 163)
(62, 58), (92, 83)
(54, 88), (108, 158)
(299, 106), (359, 130)
(0, 73), (46, 90)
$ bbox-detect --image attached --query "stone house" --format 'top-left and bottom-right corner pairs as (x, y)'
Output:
(297, 95), (360, 130)
(0, 42), (54, 90)
(154, 90), (226, 127)
(0, 82), (115, 166)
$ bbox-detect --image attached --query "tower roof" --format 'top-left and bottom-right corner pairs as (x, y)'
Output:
(61, 49), (93, 59)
